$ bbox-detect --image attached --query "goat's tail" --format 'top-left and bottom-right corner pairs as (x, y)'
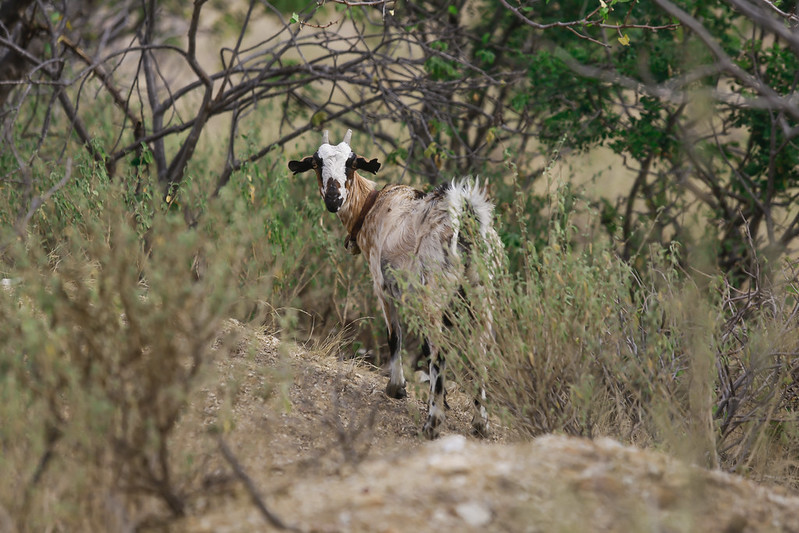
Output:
(446, 178), (495, 255)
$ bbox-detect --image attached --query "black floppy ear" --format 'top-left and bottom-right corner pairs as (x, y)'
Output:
(288, 156), (314, 174)
(354, 157), (381, 174)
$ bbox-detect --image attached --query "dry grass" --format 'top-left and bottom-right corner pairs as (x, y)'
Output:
(403, 179), (799, 491)
(1, 82), (798, 530)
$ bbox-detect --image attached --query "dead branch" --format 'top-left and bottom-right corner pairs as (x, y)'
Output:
(218, 436), (299, 532)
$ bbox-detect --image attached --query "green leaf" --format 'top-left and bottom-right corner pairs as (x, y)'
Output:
(289, 12), (299, 24)
(476, 49), (496, 65)
(448, 5), (458, 16)
(311, 111), (328, 128)
(423, 142), (438, 159)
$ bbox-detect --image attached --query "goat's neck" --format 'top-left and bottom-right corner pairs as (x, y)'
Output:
(338, 172), (377, 234)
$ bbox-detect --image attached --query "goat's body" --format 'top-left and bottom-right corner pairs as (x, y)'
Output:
(289, 130), (500, 438)
(362, 185), (456, 291)
(356, 181), (496, 279)
(349, 181), (498, 437)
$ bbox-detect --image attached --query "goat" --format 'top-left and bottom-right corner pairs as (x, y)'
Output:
(288, 129), (501, 439)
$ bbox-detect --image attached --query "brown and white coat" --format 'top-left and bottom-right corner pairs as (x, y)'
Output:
(289, 129), (500, 439)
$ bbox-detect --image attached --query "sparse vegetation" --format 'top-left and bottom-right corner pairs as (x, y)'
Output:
(2, 0), (799, 530)
(405, 171), (799, 487)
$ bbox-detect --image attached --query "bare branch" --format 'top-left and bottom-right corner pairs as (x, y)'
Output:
(162, 0), (213, 190)
(654, 0), (799, 122)
(218, 437), (299, 531)
(141, 0), (168, 180)
(498, 0), (679, 45)
(15, 157), (72, 237)
(59, 35), (142, 136)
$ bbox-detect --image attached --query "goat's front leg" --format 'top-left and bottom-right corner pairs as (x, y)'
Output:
(382, 298), (407, 399)
(422, 342), (446, 439)
(471, 383), (489, 437)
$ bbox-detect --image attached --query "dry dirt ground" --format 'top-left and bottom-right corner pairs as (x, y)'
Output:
(172, 320), (799, 533)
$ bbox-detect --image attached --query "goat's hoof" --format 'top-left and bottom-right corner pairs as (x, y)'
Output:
(471, 420), (489, 439)
(385, 382), (407, 399)
(421, 416), (442, 440)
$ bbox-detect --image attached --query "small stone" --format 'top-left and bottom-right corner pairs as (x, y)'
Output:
(437, 434), (467, 453)
(429, 454), (471, 475)
(455, 501), (492, 527)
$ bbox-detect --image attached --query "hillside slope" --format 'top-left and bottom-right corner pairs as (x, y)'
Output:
(175, 321), (799, 532)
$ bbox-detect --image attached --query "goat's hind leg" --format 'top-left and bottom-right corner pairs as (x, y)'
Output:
(382, 299), (407, 399)
(457, 285), (491, 438)
(419, 338), (450, 409)
(421, 309), (454, 439)
(468, 315), (491, 437)
(468, 315), (493, 438)
(471, 382), (489, 438)
(421, 342), (446, 439)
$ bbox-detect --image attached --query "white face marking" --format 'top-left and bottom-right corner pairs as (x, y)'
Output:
(317, 141), (353, 206)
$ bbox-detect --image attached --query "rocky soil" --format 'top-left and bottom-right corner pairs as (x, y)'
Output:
(172, 321), (799, 533)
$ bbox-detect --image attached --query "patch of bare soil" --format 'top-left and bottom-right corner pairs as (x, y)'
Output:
(173, 320), (799, 533)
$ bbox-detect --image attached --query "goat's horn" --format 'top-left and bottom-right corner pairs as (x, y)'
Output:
(322, 130), (329, 144)
(343, 129), (352, 145)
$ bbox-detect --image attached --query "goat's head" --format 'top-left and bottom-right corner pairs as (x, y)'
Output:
(288, 129), (381, 213)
